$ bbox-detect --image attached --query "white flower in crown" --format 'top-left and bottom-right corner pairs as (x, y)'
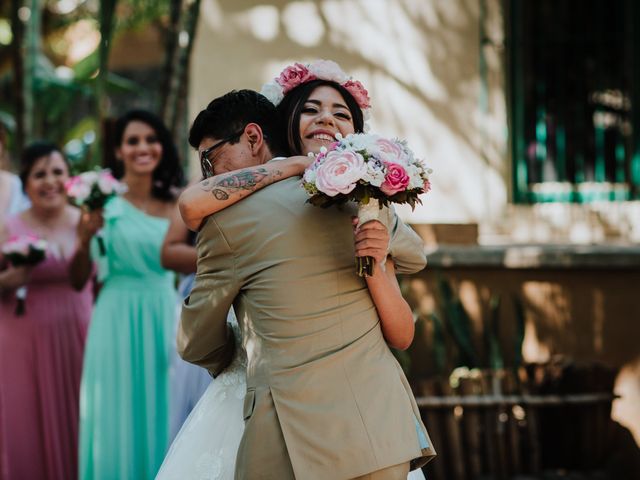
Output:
(307, 60), (349, 84)
(259, 80), (285, 107)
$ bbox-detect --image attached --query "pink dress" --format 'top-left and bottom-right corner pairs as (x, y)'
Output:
(0, 215), (93, 480)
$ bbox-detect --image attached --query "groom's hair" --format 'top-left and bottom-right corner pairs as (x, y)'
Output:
(189, 90), (284, 155)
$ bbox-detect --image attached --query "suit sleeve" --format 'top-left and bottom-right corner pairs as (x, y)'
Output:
(177, 217), (239, 377)
(382, 205), (427, 275)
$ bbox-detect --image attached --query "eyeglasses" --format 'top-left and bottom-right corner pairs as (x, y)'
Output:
(200, 129), (244, 178)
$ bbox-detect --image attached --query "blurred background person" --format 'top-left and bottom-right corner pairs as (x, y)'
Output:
(0, 142), (93, 480)
(70, 110), (184, 480)
(0, 122), (29, 225)
(160, 209), (211, 441)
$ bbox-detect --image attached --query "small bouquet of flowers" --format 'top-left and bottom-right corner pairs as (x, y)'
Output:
(1, 235), (48, 315)
(65, 169), (127, 255)
(302, 133), (432, 277)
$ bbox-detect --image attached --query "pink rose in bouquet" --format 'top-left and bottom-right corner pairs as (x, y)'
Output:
(376, 138), (404, 158)
(315, 151), (367, 196)
(380, 163), (411, 195)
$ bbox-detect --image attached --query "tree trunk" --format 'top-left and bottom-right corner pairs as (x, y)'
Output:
(96, 0), (118, 165)
(164, 0), (202, 138)
(160, 0), (183, 122)
(10, 0), (26, 154)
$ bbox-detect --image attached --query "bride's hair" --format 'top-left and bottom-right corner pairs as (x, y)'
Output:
(276, 79), (364, 156)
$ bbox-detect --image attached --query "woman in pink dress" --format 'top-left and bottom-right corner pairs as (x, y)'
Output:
(0, 142), (93, 480)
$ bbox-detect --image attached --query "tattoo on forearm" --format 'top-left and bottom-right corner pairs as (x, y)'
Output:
(198, 167), (284, 201)
(212, 189), (229, 200)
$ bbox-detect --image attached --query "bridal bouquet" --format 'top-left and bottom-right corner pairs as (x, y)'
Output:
(65, 169), (126, 255)
(1, 235), (48, 315)
(302, 133), (432, 276)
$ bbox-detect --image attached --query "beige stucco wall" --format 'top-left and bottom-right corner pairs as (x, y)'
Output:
(189, 0), (509, 225)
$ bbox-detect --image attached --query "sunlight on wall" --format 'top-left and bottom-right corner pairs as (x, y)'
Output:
(283, 2), (325, 46)
(191, 0), (508, 223)
(246, 6), (280, 42)
(521, 319), (551, 364)
(61, 19), (100, 66)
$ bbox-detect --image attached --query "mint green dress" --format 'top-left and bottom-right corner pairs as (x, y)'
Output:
(79, 197), (176, 480)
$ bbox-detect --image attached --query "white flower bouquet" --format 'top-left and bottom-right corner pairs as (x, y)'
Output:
(1, 235), (48, 315)
(65, 169), (126, 255)
(302, 133), (432, 276)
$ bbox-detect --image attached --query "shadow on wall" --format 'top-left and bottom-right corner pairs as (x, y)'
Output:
(192, 0), (508, 221)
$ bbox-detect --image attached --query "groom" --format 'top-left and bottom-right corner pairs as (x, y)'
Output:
(179, 90), (435, 479)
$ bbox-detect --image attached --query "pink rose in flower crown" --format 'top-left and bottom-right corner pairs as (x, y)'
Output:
(423, 179), (432, 193)
(343, 80), (371, 109)
(277, 63), (316, 94)
(315, 151), (367, 197)
(380, 163), (410, 196)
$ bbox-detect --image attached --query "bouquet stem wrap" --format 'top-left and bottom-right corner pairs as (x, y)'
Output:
(96, 233), (107, 256)
(15, 286), (27, 316)
(356, 198), (381, 277)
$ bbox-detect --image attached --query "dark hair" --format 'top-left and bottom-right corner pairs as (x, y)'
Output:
(276, 79), (365, 156)
(189, 90), (283, 155)
(19, 141), (69, 188)
(105, 110), (184, 201)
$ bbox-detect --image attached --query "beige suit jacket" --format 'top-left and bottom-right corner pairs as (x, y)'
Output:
(179, 177), (435, 479)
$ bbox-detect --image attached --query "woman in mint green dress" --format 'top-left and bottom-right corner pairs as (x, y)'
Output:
(70, 110), (184, 480)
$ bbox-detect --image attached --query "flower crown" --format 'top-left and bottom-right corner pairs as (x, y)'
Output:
(260, 60), (371, 111)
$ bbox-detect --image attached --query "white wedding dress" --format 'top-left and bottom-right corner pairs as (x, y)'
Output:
(156, 311), (426, 480)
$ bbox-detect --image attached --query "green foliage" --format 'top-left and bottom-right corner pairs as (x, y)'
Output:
(431, 278), (525, 375)
(437, 277), (480, 368)
(1, 0), (171, 160)
(483, 294), (504, 370)
(428, 312), (447, 374)
(307, 184), (424, 210)
(512, 294), (526, 368)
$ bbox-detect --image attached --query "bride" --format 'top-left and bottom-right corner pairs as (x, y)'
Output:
(157, 61), (429, 480)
